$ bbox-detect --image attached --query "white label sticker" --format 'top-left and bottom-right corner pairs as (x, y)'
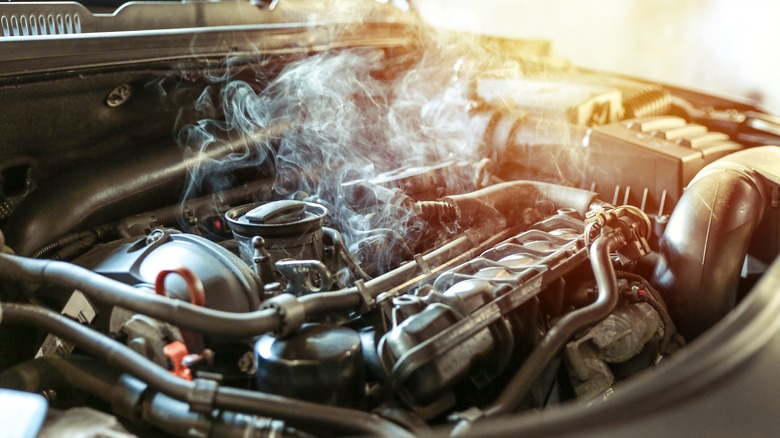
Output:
(61, 290), (96, 324)
(35, 290), (96, 358)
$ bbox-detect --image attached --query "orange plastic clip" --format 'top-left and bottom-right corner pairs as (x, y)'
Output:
(163, 340), (193, 381)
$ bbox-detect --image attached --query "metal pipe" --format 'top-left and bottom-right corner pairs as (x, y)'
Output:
(299, 226), (513, 315)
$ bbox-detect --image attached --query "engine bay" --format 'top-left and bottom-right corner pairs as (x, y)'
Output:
(1, 3), (780, 436)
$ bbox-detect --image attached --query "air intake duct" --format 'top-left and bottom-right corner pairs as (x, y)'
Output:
(652, 146), (780, 339)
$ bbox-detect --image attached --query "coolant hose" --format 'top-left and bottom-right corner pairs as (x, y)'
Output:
(2, 303), (193, 397)
(0, 303), (413, 438)
(0, 227), (505, 337)
(420, 181), (600, 229)
(479, 229), (626, 418)
(0, 355), (119, 399)
(0, 252), (281, 337)
(651, 146), (780, 339)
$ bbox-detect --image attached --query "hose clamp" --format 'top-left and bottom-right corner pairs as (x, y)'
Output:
(448, 406), (485, 435)
(187, 378), (218, 414)
(413, 254), (431, 275)
(355, 279), (375, 313)
(261, 293), (306, 337)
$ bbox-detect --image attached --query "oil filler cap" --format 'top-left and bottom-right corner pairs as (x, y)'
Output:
(246, 200), (307, 224)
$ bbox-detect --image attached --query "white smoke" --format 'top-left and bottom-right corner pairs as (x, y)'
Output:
(180, 42), (488, 274)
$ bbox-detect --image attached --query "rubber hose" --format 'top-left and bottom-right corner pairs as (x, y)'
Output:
(651, 146), (780, 338)
(0, 303), (412, 437)
(481, 229), (626, 418)
(0, 226), (505, 340)
(0, 253), (281, 337)
(422, 181), (599, 229)
(0, 355), (119, 400)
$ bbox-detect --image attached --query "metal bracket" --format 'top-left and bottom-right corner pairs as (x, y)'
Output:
(275, 259), (333, 295)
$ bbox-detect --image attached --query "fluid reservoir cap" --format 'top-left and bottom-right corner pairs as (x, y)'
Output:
(225, 201), (327, 239)
(226, 201), (328, 265)
(246, 200), (307, 224)
(254, 324), (365, 408)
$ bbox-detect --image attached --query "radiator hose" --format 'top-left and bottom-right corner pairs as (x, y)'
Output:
(418, 180), (600, 230)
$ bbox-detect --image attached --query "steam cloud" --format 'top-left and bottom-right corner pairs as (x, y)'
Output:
(181, 43), (487, 275)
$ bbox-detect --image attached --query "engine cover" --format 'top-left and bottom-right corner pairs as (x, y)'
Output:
(75, 229), (262, 313)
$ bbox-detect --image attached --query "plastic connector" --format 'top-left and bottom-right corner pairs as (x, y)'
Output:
(163, 341), (193, 381)
(585, 204), (651, 264)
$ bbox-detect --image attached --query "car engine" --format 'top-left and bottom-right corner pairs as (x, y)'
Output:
(1, 2), (779, 437)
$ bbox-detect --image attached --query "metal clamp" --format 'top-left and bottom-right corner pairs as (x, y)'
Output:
(187, 378), (218, 414)
(355, 279), (375, 313)
(447, 199), (463, 222)
(261, 293), (306, 337)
